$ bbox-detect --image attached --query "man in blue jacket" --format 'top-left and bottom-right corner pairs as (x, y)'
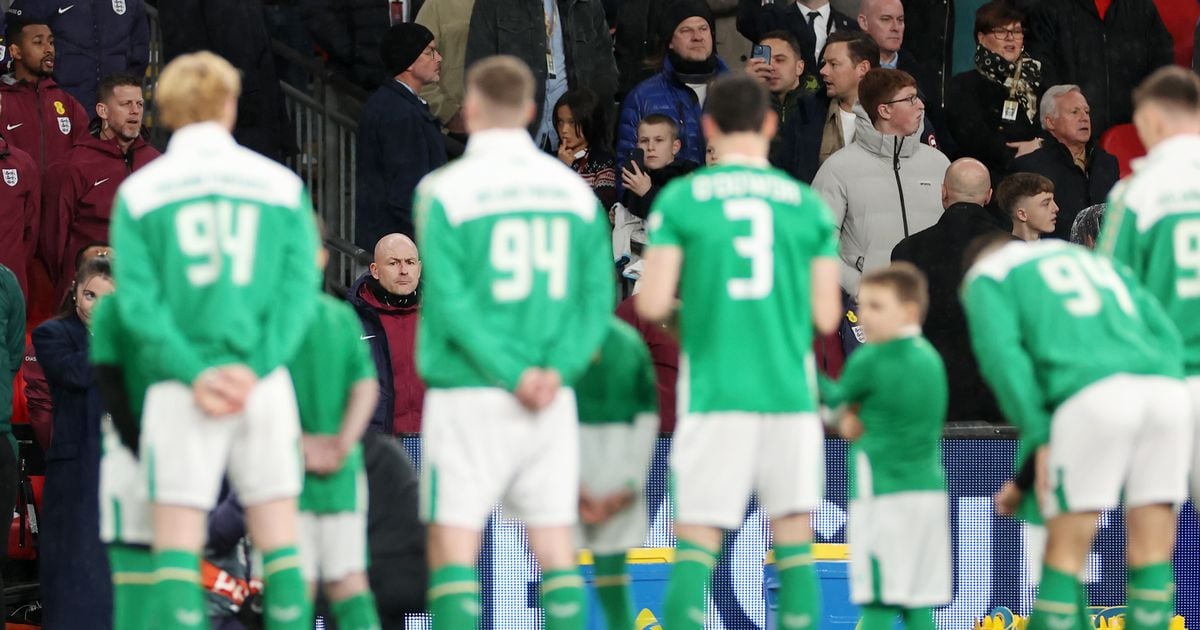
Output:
(3, 0), (149, 113)
(355, 22), (448, 247)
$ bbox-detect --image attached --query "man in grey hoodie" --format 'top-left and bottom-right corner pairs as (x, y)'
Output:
(813, 67), (950, 295)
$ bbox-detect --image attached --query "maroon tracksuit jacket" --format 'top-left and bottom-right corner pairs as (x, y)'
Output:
(0, 135), (40, 295)
(0, 74), (89, 172)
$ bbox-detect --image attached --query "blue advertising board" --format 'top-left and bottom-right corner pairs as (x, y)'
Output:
(399, 437), (1200, 629)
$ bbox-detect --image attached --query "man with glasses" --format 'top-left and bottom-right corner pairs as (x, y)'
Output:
(813, 68), (951, 295)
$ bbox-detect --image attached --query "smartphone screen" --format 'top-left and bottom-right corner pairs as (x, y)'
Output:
(752, 44), (772, 65)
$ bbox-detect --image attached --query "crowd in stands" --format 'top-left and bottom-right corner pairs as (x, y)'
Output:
(0, 0), (1196, 626)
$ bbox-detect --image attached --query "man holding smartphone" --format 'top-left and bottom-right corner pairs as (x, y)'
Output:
(746, 30), (828, 183)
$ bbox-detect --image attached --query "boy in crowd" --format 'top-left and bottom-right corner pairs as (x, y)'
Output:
(819, 263), (950, 630)
(620, 114), (700, 219)
(963, 234), (1190, 630)
(574, 318), (659, 630)
(999, 173), (1058, 242)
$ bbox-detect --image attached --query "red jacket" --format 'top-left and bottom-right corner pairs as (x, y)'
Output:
(39, 133), (159, 290)
(615, 296), (679, 433)
(0, 75), (89, 172)
(0, 135), (40, 294)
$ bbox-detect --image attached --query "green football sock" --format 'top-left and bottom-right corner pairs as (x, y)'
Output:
(1127, 563), (1174, 630)
(541, 567), (587, 630)
(261, 545), (312, 630)
(859, 605), (899, 630)
(153, 548), (205, 629)
(1028, 566), (1081, 630)
(593, 553), (634, 630)
(1076, 580), (1093, 630)
(663, 538), (719, 630)
(429, 564), (480, 629)
(901, 606), (936, 630)
(775, 543), (821, 629)
(109, 544), (156, 629)
(332, 591), (382, 630)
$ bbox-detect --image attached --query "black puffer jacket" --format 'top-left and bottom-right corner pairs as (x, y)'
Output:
(1026, 0), (1172, 136)
(299, 0), (390, 90)
(898, 0), (952, 108)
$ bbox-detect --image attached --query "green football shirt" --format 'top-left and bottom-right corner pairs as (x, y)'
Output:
(1099, 135), (1200, 375)
(415, 129), (615, 391)
(110, 123), (320, 386)
(288, 295), (377, 514)
(820, 334), (947, 498)
(646, 162), (838, 414)
(90, 295), (153, 420)
(963, 240), (1184, 446)
(575, 318), (658, 425)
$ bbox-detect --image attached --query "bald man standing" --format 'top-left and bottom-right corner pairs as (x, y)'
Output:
(348, 233), (427, 434)
(892, 158), (1010, 423)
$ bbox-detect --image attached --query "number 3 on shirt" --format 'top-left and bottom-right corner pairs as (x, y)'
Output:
(490, 216), (569, 301)
(724, 199), (774, 300)
(175, 201), (261, 287)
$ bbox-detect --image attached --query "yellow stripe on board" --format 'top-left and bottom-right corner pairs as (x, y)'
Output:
(577, 543), (849, 566)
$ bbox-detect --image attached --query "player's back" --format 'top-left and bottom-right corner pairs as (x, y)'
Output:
(1101, 135), (1200, 373)
(650, 163), (837, 414)
(89, 295), (153, 420)
(575, 318), (657, 426)
(288, 294), (374, 437)
(415, 130), (614, 389)
(964, 240), (1180, 406)
(110, 123), (318, 376)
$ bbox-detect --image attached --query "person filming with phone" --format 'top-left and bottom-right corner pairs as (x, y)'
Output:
(746, 30), (828, 183)
(620, 114), (700, 219)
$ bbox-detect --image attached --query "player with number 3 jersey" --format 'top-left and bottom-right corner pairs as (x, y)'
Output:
(637, 73), (843, 630)
(414, 56), (613, 630)
(963, 235), (1190, 630)
(109, 52), (319, 630)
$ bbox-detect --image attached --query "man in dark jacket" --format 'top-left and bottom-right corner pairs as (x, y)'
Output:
(617, 0), (729, 169)
(3, 0), (149, 112)
(0, 93), (40, 297)
(159, 0), (296, 163)
(465, 0), (618, 150)
(746, 30), (827, 182)
(348, 234), (425, 436)
(355, 23), (447, 247)
(299, 0), (390, 90)
(736, 0), (858, 93)
(1026, 0), (1172, 136)
(1009, 84), (1119, 241)
(40, 73), (158, 297)
(892, 158), (1008, 423)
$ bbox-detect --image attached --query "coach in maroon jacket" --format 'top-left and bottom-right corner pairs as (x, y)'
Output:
(0, 17), (88, 172)
(0, 94), (40, 296)
(39, 73), (157, 294)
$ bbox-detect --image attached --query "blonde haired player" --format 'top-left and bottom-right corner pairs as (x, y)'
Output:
(109, 51), (320, 629)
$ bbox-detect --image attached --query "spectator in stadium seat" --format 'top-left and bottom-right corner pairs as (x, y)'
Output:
(621, 114), (700, 219)
(946, 1), (1043, 187)
(857, 0), (955, 155)
(299, 0), (389, 90)
(746, 30), (827, 183)
(736, 0), (858, 93)
(554, 88), (618, 210)
(615, 295), (680, 433)
(892, 158), (1009, 423)
(3, 0), (149, 113)
(349, 234), (425, 435)
(415, 0), (474, 139)
(159, 0), (296, 162)
(355, 23), (446, 247)
(465, 0), (618, 151)
(1008, 85), (1119, 241)
(0, 17), (88, 172)
(0, 92), (41, 296)
(617, 0), (729, 170)
(1025, 0), (1172, 137)
(39, 73), (158, 299)
(813, 67), (949, 295)
(816, 30), (878, 166)
(31, 257), (114, 629)
(0, 264), (20, 622)
(999, 171), (1057, 242)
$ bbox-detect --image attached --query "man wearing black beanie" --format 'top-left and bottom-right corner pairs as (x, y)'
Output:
(615, 0), (729, 177)
(354, 23), (450, 248)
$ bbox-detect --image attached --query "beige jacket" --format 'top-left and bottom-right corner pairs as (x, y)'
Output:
(416, 0), (475, 125)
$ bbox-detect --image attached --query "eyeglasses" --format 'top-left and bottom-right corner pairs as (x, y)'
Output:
(988, 28), (1025, 40)
(882, 93), (921, 106)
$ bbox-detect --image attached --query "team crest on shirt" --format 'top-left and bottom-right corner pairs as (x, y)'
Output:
(2, 169), (17, 187)
(57, 117), (71, 135)
(112, 0), (126, 15)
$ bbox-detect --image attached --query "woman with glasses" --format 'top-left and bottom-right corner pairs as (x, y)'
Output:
(945, 1), (1043, 186)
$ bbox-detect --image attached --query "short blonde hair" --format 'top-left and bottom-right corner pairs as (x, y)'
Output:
(466, 55), (534, 112)
(156, 51), (241, 130)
